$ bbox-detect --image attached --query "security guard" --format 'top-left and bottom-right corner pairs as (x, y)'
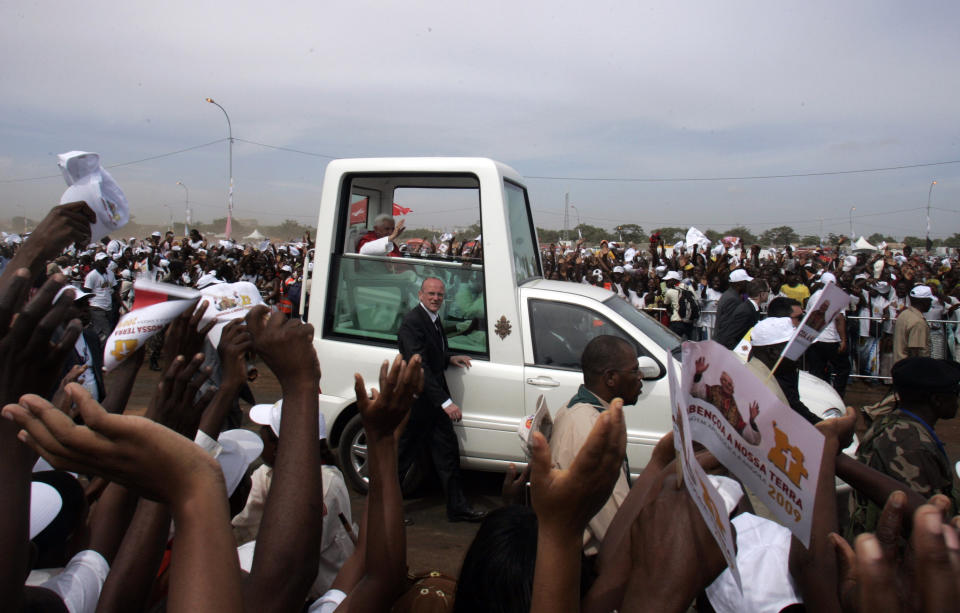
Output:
(848, 357), (960, 536)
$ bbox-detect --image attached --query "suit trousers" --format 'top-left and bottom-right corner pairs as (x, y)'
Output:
(397, 400), (465, 510)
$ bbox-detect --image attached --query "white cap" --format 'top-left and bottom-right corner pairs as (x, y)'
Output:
(664, 270), (682, 282)
(873, 281), (890, 294)
(53, 286), (92, 303)
(249, 399), (327, 439)
(216, 429), (264, 497)
(910, 285), (933, 299)
(196, 271), (222, 289)
(842, 255), (858, 271)
(280, 265), (292, 272)
(729, 269), (753, 283)
(820, 272), (837, 285)
(152, 231), (161, 237)
(94, 252), (108, 262)
(750, 317), (795, 347)
(159, 259), (170, 267)
(30, 482), (62, 539)
(705, 513), (800, 613)
(613, 266), (625, 274)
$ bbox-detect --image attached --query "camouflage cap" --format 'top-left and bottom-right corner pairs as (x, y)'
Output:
(892, 357), (960, 392)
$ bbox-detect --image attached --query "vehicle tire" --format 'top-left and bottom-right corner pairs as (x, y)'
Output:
(337, 413), (426, 496)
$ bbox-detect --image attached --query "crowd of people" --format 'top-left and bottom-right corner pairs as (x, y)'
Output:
(3, 201), (960, 612)
(542, 233), (960, 393)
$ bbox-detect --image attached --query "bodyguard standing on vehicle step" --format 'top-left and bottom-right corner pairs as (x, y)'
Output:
(397, 277), (486, 522)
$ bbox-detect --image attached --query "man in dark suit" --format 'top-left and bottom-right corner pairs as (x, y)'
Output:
(397, 277), (485, 522)
(715, 279), (769, 350)
(714, 268), (753, 338)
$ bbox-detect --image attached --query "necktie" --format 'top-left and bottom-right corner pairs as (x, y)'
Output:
(434, 317), (445, 348)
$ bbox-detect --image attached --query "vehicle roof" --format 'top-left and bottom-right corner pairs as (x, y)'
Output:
(325, 157), (525, 185)
(521, 278), (616, 302)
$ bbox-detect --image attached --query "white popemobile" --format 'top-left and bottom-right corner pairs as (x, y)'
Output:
(301, 157), (845, 492)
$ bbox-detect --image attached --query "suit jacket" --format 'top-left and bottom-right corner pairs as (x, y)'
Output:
(398, 304), (451, 409)
(715, 299), (761, 350)
(714, 287), (742, 333)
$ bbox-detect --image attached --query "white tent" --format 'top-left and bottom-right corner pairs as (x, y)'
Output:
(853, 236), (877, 252)
(243, 229), (265, 241)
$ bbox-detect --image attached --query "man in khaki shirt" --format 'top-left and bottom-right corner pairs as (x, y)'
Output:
(893, 285), (932, 363)
(549, 335), (643, 555)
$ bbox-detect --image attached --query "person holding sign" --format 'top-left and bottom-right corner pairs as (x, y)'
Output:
(804, 273), (850, 397)
(691, 357), (762, 445)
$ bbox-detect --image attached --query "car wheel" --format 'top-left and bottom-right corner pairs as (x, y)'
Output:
(337, 413), (426, 496)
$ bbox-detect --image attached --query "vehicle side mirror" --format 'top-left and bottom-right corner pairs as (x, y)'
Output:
(638, 356), (662, 380)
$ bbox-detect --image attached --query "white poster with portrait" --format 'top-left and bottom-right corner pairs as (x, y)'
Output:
(677, 340), (825, 546)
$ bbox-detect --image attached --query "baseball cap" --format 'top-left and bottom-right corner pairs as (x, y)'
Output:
(910, 285), (933, 299)
(249, 398), (327, 439)
(94, 252), (108, 262)
(612, 266), (625, 274)
(750, 317), (795, 347)
(151, 231), (161, 237)
(820, 272), (837, 285)
(30, 482), (62, 540)
(729, 269), (753, 283)
(216, 429), (264, 496)
(664, 270), (682, 282)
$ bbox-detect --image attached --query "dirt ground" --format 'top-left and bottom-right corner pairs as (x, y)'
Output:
(112, 363), (959, 578)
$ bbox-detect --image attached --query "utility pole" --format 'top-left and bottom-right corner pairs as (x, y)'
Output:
(563, 192), (570, 242)
(926, 180), (937, 252)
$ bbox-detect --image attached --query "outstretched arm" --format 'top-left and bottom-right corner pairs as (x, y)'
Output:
(336, 354), (422, 612)
(243, 307), (324, 613)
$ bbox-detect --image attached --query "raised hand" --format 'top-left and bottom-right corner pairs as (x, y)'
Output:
(161, 300), (214, 371)
(502, 462), (530, 506)
(748, 401), (760, 422)
(4, 384), (222, 503)
(51, 364), (88, 417)
(816, 405), (857, 452)
(354, 354), (423, 441)
(2, 202), (96, 281)
(0, 272), (83, 406)
(530, 398), (626, 613)
(621, 471), (727, 612)
(216, 319), (253, 387)
(244, 305), (319, 387)
(145, 353), (214, 437)
(530, 397), (626, 532)
(694, 356), (708, 376)
(2, 384), (243, 613)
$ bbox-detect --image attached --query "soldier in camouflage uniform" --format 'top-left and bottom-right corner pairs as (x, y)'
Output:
(848, 357), (960, 537)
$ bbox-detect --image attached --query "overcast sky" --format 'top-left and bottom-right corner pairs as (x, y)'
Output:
(2, 0), (958, 240)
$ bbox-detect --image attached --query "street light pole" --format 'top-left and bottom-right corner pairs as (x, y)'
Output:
(570, 204), (581, 237)
(205, 97), (233, 239)
(848, 206), (856, 242)
(926, 180), (937, 252)
(176, 181), (190, 236)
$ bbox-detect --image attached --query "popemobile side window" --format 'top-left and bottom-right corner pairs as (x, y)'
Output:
(528, 299), (643, 369)
(325, 173), (489, 357)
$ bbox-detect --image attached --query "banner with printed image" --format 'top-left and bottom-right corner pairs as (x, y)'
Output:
(677, 340), (825, 546)
(668, 358), (741, 590)
(782, 282), (850, 361)
(103, 281), (200, 371)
